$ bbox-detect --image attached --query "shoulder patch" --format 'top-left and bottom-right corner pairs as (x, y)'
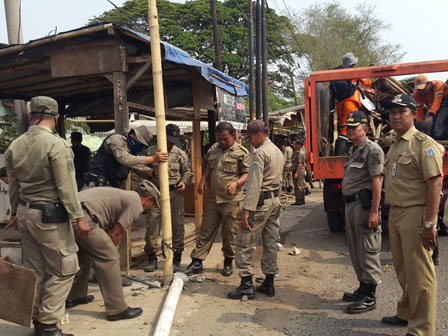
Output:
(426, 147), (436, 157)
(253, 161), (258, 168)
(414, 132), (427, 141)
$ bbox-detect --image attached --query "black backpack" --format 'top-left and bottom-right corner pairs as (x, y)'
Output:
(329, 65), (357, 101)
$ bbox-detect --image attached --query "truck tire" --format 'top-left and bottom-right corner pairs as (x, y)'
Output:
(327, 211), (344, 232)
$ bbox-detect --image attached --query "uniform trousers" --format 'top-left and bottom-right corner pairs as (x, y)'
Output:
(294, 168), (307, 203)
(145, 190), (185, 254)
(17, 203), (78, 324)
(282, 169), (293, 189)
(389, 205), (437, 336)
(344, 201), (382, 285)
(190, 201), (241, 260)
(68, 214), (127, 315)
(236, 197), (281, 277)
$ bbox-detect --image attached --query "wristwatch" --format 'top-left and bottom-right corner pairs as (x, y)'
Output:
(423, 221), (435, 229)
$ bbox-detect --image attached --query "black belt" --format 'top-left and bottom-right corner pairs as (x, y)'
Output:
(342, 194), (357, 203)
(19, 199), (45, 210)
(261, 190), (279, 199)
(169, 184), (177, 192)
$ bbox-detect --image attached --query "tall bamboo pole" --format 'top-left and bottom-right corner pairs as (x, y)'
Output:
(148, 0), (173, 284)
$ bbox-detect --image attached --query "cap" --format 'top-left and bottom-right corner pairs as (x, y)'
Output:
(70, 131), (83, 142)
(342, 52), (358, 67)
(132, 125), (153, 147)
(294, 137), (304, 146)
(414, 74), (429, 90)
(344, 110), (368, 127)
(387, 93), (417, 110)
(137, 180), (161, 208)
(30, 96), (58, 115)
(166, 124), (181, 144)
(245, 120), (267, 138)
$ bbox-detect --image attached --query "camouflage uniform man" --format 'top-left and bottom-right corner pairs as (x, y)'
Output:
(144, 124), (192, 273)
(185, 122), (249, 277)
(5, 96), (90, 336)
(341, 110), (384, 314)
(382, 94), (442, 336)
(87, 125), (168, 188)
(292, 138), (307, 205)
(281, 140), (294, 192)
(66, 181), (160, 321)
(228, 120), (284, 300)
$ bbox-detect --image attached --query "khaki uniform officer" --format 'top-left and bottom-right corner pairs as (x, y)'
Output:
(144, 124), (192, 273)
(341, 110), (384, 314)
(66, 181), (160, 321)
(185, 122), (249, 277)
(382, 94), (442, 336)
(228, 120), (284, 300)
(5, 96), (90, 336)
(281, 141), (294, 192)
(292, 139), (307, 205)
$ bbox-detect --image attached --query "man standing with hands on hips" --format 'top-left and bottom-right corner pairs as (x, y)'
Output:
(227, 120), (284, 300)
(382, 94), (442, 336)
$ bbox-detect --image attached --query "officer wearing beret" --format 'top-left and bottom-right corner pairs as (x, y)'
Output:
(5, 96), (90, 336)
(227, 120), (284, 300)
(144, 124), (192, 273)
(341, 110), (384, 314)
(66, 181), (160, 321)
(382, 94), (442, 336)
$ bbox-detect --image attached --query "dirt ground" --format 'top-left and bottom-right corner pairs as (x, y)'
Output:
(2, 187), (448, 335)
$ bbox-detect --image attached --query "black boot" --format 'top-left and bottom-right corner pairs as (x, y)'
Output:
(346, 284), (376, 314)
(34, 322), (73, 336)
(227, 276), (255, 300)
(256, 274), (275, 297)
(342, 282), (365, 302)
(144, 253), (158, 272)
(173, 251), (182, 273)
(185, 258), (203, 275)
(221, 258), (233, 277)
(305, 188), (311, 195)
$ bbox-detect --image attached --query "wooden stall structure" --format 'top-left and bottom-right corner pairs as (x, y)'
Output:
(270, 104), (305, 143)
(0, 23), (248, 270)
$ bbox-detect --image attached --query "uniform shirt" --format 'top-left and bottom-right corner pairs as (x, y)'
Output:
(206, 141), (250, 204)
(147, 145), (192, 187)
(414, 80), (448, 120)
(384, 126), (442, 207)
(282, 146), (293, 170)
(5, 125), (83, 219)
(72, 144), (90, 179)
(342, 137), (385, 196)
(104, 134), (151, 176)
(243, 139), (284, 211)
(79, 187), (143, 230)
(292, 147), (306, 171)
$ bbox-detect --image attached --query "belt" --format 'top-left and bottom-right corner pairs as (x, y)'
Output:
(169, 184), (178, 192)
(19, 199), (45, 210)
(261, 190), (279, 199)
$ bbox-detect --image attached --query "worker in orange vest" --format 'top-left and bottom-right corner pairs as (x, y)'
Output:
(331, 53), (371, 155)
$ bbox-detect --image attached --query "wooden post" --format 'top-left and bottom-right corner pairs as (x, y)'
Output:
(207, 110), (216, 144)
(192, 75), (204, 230)
(148, 0), (173, 284)
(57, 100), (66, 139)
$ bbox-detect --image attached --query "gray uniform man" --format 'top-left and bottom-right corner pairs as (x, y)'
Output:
(185, 122), (249, 277)
(144, 124), (192, 273)
(292, 138), (307, 205)
(341, 110), (384, 314)
(5, 96), (90, 336)
(281, 140), (294, 192)
(66, 181), (160, 321)
(227, 120), (284, 300)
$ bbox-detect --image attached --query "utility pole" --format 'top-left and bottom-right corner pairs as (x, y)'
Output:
(255, 0), (262, 119)
(290, 70), (298, 106)
(210, 0), (222, 71)
(4, 0), (28, 134)
(261, 0), (268, 126)
(248, 0), (255, 120)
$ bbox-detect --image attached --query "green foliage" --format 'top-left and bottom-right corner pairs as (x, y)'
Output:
(65, 120), (90, 134)
(0, 115), (18, 154)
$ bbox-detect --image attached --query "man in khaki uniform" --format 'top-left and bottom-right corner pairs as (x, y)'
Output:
(66, 181), (160, 321)
(185, 122), (249, 277)
(292, 138), (307, 205)
(341, 110), (384, 314)
(382, 94), (442, 336)
(144, 124), (192, 273)
(228, 120), (284, 300)
(5, 96), (90, 336)
(281, 140), (294, 192)
(87, 125), (168, 188)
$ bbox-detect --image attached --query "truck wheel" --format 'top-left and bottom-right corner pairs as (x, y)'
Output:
(327, 211), (344, 232)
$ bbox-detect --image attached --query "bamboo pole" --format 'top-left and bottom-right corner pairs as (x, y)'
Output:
(148, 0), (173, 284)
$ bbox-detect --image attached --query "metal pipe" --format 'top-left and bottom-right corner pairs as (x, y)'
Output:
(210, 0), (222, 71)
(261, 0), (269, 127)
(255, 0), (262, 119)
(248, 0), (255, 120)
(4, 0), (23, 44)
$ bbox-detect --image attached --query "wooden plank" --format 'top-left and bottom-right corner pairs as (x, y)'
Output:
(126, 61), (152, 91)
(128, 56), (152, 64)
(0, 259), (36, 327)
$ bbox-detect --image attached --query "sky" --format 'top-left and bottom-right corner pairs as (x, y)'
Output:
(1, 0), (447, 79)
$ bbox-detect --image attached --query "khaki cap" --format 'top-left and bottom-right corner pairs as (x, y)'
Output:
(414, 74), (429, 90)
(132, 125), (153, 146)
(137, 180), (161, 207)
(30, 96), (58, 115)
